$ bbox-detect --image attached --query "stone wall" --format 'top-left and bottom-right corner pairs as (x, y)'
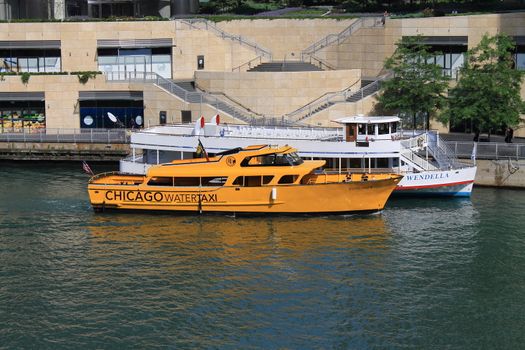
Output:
(195, 69), (360, 117)
(475, 159), (525, 188)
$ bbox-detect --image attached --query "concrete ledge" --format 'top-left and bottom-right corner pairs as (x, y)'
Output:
(475, 159), (525, 188)
(0, 142), (129, 161)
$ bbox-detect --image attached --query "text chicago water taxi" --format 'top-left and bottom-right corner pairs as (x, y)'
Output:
(87, 145), (402, 214)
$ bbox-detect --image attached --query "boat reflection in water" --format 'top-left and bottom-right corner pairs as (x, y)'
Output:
(85, 213), (390, 261)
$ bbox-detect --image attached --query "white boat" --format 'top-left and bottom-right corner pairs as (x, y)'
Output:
(120, 115), (477, 197)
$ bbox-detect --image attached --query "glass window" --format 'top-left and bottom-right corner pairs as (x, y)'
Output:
(391, 122), (397, 133)
(232, 176), (262, 187)
(173, 177), (201, 186)
(367, 124), (375, 136)
(262, 175), (274, 184)
(278, 175), (298, 184)
(358, 124), (366, 135)
(378, 123), (389, 135)
(201, 177), (227, 186)
(517, 53), (525, 70)
(147, 177), (173, 186)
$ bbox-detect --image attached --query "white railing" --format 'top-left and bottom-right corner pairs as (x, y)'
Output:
(446, 141), (525, 161)
(400, 149), (438, 171)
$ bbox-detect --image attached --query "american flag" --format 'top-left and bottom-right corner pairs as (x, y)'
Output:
(82, 161), (94, 175)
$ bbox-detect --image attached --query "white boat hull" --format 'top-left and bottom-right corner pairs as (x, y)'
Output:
(395, 166), (476, 197)
(122, 128), (477, 198)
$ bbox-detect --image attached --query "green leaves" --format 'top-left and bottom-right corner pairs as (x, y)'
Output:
(378, 36), (449, 127)
(442, 33), (524, 132)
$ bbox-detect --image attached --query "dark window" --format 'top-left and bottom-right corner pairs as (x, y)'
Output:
(278, 175), (298, 184)
(262, 176), (274, 184)
(181, 110), (192, 123)
(378, 123), (389, 135)
(367, 124), (375, 136)
(173, 177), (201, 186)
(391, 122), (397, 133)
(201, 177), (227, 186)
(241, 152), (303, 167)
(358, 124), (366, 135)
(147, 177), (173, 186)
(232, 176), (263, 187)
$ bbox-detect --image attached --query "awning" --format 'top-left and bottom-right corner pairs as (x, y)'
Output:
(406, 36), (468, 46)
(0, 92), (45, 101)
(97, 38), (173, 49)
(0, 40), (61, 49)
(79, 91), (143, 101)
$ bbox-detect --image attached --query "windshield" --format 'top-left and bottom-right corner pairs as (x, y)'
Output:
(241, 152), (304, 166)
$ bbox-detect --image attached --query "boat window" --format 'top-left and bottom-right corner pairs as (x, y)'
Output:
(367, 124), (375, 136)
(147, 177), (173, 186)
(173, 177), (201, 186)
(241, 153), (303, 167)
(232, 176), (263, 187)
(201, 177), (227, 186)
(262, 175), (274, 184)
(391, 122), (397, 133)
(358, 124), (366, 135)
(378, 123), (389, 135)
(278, 175), (299, 184)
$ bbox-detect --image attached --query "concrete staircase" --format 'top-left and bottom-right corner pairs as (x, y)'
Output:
(247, 61), (323, 72)
(179, 18), (272, 60)
(286, 73), (391, 124)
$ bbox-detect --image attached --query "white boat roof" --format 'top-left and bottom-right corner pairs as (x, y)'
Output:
(335, 115), (400, 124)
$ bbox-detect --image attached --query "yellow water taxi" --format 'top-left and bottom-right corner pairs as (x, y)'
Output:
(88, 145), (402, 214)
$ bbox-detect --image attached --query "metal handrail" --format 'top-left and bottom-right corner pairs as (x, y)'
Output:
(232, 55), (265, 72)
(106, 71), (260, 124)
(180, 19), (272, 60)
(0, 128), (130, 143)
(445, 141), (525, 161)
(306, 55), (336, 70)
(287, 73), (391, 124)
(284, 80), (361, 123)
(301, 17), (382, 60)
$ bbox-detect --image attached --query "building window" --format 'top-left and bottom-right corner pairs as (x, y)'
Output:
(80, 99), (144, 129)
(0, 100), (46, 133)
(0, 49), (61, 73)
(97, 47), (172, 79)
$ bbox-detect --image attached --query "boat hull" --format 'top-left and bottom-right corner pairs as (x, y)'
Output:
(394, 166), (476, 197)
(88, 177), (401, 214)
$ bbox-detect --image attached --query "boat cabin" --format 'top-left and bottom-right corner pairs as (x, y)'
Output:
(335, 115), (400, 144)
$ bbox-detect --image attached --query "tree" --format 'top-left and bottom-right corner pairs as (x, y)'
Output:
(440, 34), (525, 136)
(378, 36), (449, 129)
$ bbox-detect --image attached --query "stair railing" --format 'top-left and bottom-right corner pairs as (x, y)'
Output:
(105, 71), (260, 124)
(232, 55), (265, 72)
(287, 72), (391, 124)
(400, 148), (438, 171)
(426, 131), (462, 169)
(180, 18), (272, 60)
(306, 55), (336, 70)
(284, 81), (361, 123)
(300, 17), (382, 61)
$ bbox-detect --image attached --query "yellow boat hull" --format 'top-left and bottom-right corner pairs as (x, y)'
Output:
(88, 176), (401, 214)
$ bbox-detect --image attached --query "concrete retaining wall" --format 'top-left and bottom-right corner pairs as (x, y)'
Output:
(475, 159), (525, 188)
